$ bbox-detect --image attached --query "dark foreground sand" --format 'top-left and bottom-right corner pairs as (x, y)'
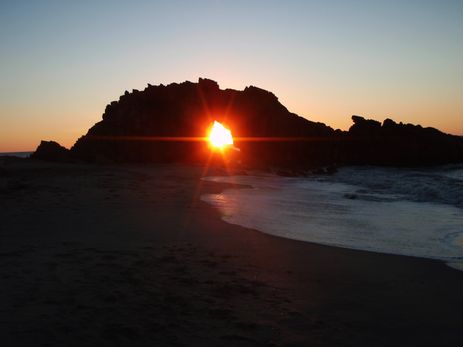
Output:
(1, 160), (463, 346)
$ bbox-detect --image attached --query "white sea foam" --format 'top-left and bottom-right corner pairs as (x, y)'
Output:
(201, 166), (463, 270)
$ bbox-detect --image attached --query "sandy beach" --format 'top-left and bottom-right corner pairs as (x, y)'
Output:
(1, 159), (463, 346)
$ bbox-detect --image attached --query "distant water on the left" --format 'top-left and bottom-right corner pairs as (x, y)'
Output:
(0, 152), (33, 158)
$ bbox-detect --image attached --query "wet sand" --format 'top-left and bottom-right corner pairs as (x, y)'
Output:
(1, 160), (463, 346)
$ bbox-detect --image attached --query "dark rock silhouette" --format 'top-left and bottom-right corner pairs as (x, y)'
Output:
(70, 78), (335, 167)
(34, 78), (463, 167)
(340, 116), (463, 165)
(31, 141), (70, 162)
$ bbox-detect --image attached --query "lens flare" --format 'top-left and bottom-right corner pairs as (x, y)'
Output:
(209, 121), (233, 149)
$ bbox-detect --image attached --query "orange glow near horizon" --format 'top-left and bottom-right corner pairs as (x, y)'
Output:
(208, 121), (234, 149)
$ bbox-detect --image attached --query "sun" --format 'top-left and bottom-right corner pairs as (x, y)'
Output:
(208, 121), (234, 149)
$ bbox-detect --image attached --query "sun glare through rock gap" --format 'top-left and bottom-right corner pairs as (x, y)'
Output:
(208, 121), (233, 149)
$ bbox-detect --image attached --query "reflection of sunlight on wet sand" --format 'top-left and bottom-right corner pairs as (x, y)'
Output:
(202, 186), (298, 286)
(206, 192), (238, 220)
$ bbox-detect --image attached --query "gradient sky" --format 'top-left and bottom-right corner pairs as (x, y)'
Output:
(1, 0), (462, 151)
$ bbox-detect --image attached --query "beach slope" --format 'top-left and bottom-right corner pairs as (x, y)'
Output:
(1, 160), (462, 346)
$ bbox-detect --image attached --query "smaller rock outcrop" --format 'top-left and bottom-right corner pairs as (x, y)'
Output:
(31, 141), (70, 162)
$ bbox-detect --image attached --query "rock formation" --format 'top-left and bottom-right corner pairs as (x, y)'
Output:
(31, 141), (70, 162)
(33, 78), (463, 167)
(339, 116), (463, 165)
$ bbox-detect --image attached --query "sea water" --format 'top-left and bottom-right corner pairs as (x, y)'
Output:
(201, 165), (463, 271)
(0, 152), (33, 158)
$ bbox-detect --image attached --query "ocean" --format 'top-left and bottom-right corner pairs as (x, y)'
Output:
(0, 152), (33, 158)
(202, 165), (463, 271)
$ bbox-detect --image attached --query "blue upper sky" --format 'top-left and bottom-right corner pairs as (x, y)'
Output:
(1, 0), (462, 150)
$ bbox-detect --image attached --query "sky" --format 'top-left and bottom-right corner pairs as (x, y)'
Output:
(1, 0), (462, 151)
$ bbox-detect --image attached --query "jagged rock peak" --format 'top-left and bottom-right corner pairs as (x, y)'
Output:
(31, 79), (463, 166)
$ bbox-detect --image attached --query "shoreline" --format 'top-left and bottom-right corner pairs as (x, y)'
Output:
(1, 161), (463, 346)
(201, 172), (463, 273)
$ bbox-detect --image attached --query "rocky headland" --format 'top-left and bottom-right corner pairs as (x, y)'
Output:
(33, 78), (463, 168)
